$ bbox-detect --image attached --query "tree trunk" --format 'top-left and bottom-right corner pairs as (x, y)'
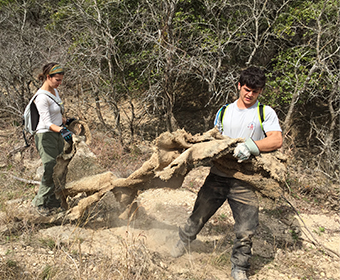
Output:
(282, 63), (318, 134)
(94, 93), (107, 129)
(162, 1), (178, 132)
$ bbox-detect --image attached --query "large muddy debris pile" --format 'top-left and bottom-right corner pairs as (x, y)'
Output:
(54, 124), (287, 221)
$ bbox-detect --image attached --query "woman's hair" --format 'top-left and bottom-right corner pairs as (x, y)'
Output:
(38, 62), (64, 82)
(239, 66), (266, 89)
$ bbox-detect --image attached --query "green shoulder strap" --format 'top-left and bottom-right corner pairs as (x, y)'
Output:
(219, 104), (229, 132)
(219, 102), (266, 137)
(257, 103), (266, 137)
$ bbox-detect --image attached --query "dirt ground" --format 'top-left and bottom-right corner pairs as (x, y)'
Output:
(1, 165), (339, 280)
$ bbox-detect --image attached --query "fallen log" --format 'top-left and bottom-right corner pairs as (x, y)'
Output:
(53, 125), (287, 221)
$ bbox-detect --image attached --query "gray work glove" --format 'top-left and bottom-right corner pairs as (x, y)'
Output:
(60, 127), (74, 143)
(233, 138), (260, 163)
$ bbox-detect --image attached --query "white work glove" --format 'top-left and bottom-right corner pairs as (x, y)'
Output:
(233, 138), (260, 163)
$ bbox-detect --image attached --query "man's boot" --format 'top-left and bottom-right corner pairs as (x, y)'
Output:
(170, 239), (187, 258)
(231, 263), (248, 280)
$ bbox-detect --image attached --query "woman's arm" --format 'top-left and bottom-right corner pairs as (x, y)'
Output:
(49, 124), (63, 133)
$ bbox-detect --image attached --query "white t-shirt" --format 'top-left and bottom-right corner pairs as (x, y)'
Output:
(35, 89), (63, 133)
(214, 100), (282, 141)
(212, 100), (282, 177)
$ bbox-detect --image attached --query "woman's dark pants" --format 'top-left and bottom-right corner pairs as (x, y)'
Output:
(32, 132), (64, 208)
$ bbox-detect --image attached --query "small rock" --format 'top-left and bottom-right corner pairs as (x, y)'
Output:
(160, 261), (167, 268)
(5, 198), (23, 205)
(13, 152), (21, 163)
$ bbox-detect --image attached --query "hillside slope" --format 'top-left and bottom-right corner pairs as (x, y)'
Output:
(0, 117), (338, 280)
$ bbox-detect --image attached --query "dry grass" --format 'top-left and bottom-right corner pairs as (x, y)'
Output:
(0, 189), (339, 279)
(0, 204), (171, 280)
(89, 130), (152, 178)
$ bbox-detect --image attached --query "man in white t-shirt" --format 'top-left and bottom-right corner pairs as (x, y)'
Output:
(171, 67), (283, 280)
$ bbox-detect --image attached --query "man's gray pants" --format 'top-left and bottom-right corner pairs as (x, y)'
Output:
(32, 132), (64, 208)
(179, 172), (259, 270)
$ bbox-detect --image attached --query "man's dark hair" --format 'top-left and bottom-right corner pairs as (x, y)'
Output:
(239, 66), (266, 89)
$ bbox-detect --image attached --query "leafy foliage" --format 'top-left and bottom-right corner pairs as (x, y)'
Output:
(0, 0), (338, 179)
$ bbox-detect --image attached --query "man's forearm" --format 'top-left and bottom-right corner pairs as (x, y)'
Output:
(255, 131), (283, 152)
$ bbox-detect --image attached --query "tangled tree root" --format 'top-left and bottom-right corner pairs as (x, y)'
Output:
(53, 126), (287, 221)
